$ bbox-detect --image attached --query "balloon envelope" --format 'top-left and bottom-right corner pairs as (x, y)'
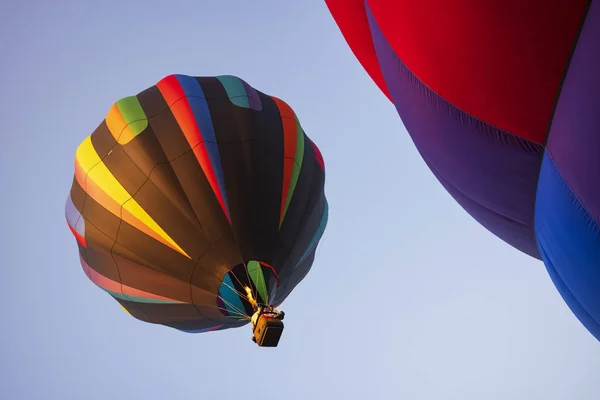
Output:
(66, 74), (328, 333)
(326, 0), (600, 340)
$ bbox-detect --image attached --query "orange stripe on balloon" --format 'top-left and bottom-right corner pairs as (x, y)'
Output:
(75, 158), (187, 255)
(74, 158), (87, 191)
(157, 75), (230, 222)
(157, 75), (202, 147)
(105, 103), (129, 143)
(81, 176), (123, 216)
(74, 153), (121, 215)
(81, 257), (122, 293)
(80, 256), (183, 303)
(272, 97), (298, 223)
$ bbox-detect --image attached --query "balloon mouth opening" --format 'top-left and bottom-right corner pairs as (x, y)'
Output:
(216, 260), (278, 319)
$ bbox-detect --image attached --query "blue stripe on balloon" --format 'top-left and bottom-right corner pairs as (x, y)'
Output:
(174, 74), (230, 214)
(534, 152), (600, 340)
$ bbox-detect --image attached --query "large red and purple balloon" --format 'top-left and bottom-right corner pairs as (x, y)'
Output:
(326, 0), (600, 340)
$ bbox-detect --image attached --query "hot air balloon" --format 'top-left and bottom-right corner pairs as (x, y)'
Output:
(65, 74), (328, 347)
(326, 0), (600, 340)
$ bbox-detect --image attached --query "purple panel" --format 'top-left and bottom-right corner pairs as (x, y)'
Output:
(240, 79), (263, 111)
(547, 1), (600, 225)
(426, 160), (541, 257)
(365, 4), (543, 258)
(65, 195), (85, 236)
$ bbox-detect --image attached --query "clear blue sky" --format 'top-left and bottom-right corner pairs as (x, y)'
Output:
(1, 1), (599, 399)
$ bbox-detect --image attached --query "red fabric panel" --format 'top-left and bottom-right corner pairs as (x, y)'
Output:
(325, 0), (391, 100)
(328, 0), (588, 144)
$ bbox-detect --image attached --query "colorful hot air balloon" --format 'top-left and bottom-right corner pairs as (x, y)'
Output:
(326, 0), (600, 340)
(65, 74), (328, 346)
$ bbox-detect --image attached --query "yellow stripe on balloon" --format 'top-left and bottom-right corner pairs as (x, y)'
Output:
(75, 136), (190, 259)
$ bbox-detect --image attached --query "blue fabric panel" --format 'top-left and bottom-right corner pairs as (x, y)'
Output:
(535, 152), (600, 340)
